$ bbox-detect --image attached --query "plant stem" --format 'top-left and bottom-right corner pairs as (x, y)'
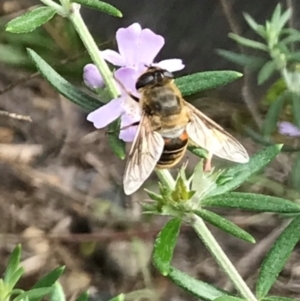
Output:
(191, 214), (258, 301)
(40, 0), (66, 16)
(155, 169), (175, 190)
(68, 3), (119, 98)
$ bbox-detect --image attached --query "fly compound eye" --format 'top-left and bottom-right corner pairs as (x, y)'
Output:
(136, 74), (154, 90)
(163, 70), (174, 79)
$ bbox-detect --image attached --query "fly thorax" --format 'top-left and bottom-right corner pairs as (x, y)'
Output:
(146, 87), (181, 117)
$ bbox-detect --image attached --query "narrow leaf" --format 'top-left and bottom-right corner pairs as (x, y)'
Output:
(291, 93), (300, 129)
(13, 288), (53, 301)
(72, 0), (122, 17)
(290, 153), (300, 193)
(7, 268), (25, 290)
(176, 71), (242, 96)
(188, 145), (208, 159)
(258, 60), (277, 84)
(243, 13), (266, 38)
(49, 283), (65, 301)
(167, 266), (228, 300)
(27, 49), (102, 111)
(280, 34), (300, 45)
(214, 297), (245, 301)
(153, 218), (181, 276)
(31, 266), (65, 301)
(256, 215), (300, 298)
(107, 120), (126, 160)
(271, 4), (282, 26)
(207, 145), (282, 197)
(6, 6), (56, 33)
(229, 33), (268, 51)
(203, 192), (300, 213)
(263, 297), (297, 301)
(217, 49), (266, 70)
(195, 209), (255, 243)
(75, 292), (89, 301)
(262, 91), (287, 136)
(4, 245), (21, 284)
(107, 294), (125, 301)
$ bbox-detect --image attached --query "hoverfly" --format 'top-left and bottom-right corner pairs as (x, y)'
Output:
(121, 66), (249, 195)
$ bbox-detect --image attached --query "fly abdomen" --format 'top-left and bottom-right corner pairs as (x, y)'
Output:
(156, 133), (189, 168)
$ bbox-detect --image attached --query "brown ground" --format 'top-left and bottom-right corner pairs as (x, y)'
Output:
(0, 65), (300, 301)
(1, 0), (300, 300)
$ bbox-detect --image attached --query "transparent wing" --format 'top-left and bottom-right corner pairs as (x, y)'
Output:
(123, 114), (165, 195)
(185, 101), (249, 163)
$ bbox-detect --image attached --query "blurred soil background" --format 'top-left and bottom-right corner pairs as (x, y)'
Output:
(1, 0), (300, 300)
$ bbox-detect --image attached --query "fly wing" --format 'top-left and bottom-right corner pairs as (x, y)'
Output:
(185, 101), (249, 163)
(123, 114), (165, 195)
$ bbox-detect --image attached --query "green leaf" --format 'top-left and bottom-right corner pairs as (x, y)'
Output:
(188, 145), (208, 159)
(262, 91), (287, 136)
(49, 283), (65, 301)
(271, 4), (282, 27)
(13, 288), (53, 301)
(195, 209), (255, 243)
(262, 297), (297, 301)
(75, 292), (89, 301)
(107, 294), (125, 301)
(144, 189), (164, 202)
(27, 49), (102, 111)
(217, 49), (266, 70)
(31, 266), (65, 301)
(243, 13), (266, 38)
(72, 0), (122, 17)
(228, 33), (268, 51)
(153, 218), (181, 276)
(6, 6), (56, 33)
(291, 93), (300, 129)
(258, 60), (277, 84)
(4, 245), (21, 284)
(207, 145), (282, 197)
(290, 153), (300, 193)
(176, 71), (242, 96)
(0, 45), (31, 66)
(214, 297), (245, 301)
(256, 215), (300, 299)
(280, 34), (300, 45)
(167, 266), (228, 300)
(107, 120), (126, 160)
(7, 268), (25, 291)
(203, 192), (300, 213)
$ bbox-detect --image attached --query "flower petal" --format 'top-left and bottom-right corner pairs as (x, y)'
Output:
(155, 59), (185, 72)
(83, 64), (105, 89)
(119, 125), (138, 142)
(138, 29), (165, 64)
(101, 49), (125, 66)
(116, 23), (142, 66)
(115, 67), (141, 97)
(277, 121), (300, 137)
(87, 98), (123, 129)
(119, 113), (138, 142)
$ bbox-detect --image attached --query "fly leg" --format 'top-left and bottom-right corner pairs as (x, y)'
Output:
(203, 152), (212, 172)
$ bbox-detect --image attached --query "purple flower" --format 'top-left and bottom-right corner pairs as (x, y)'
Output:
(277, 121), (300, 137)
(87, 68), (141, 142)
(83, 64), (105, 89)
(86, 23), (185, 142)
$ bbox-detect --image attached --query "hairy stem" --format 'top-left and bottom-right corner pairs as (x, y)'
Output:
(191, 214), (258, 301)
(40, 0), (66, 15)
(68, 3), (119, 98)
(155, 169), (175, 190)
